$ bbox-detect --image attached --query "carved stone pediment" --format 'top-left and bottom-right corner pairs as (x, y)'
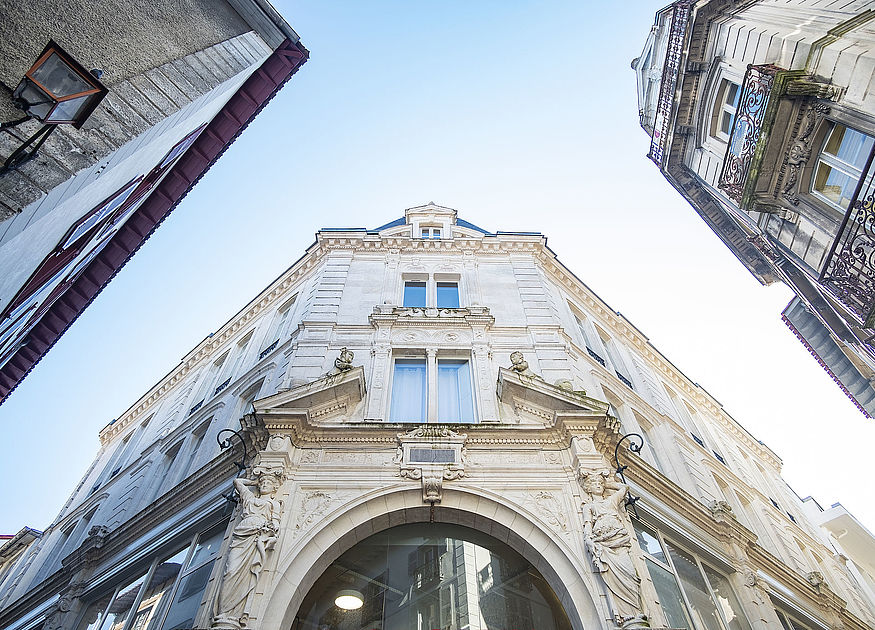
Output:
(497, 367), (609, 423)
(255, 365), (365, 424)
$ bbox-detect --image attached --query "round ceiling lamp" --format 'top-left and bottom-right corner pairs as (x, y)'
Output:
(334, 589), (364, 610)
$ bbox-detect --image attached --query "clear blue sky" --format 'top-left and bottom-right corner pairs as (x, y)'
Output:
(1, 0), (873, 535)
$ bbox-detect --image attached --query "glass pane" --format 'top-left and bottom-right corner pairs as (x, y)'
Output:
(438, 360), (474, 423)
(665, 541), (724, 630)
(813, 162), (857, 209)
(702, 564), (751, 630)
(137, 548), (188, 630)
(644, 558), (694, 630)
(632, 520), (668, 564)
(99, 570), (149, 630)
(726, 83), (740, 108)
(721, 111), (734, 135)
(825, 124), (874, 169)
(390, 359), (426, 422)
(436, 282), (459, 308)
(188, 525), (226, 569)
(158, 560), (216, 630)
(402, 282), (426, 307)
(75, 591), (114, 630)
(31, 52), (92, 98)
(46, 93), (92, 122)
(296, 523), (572, 630)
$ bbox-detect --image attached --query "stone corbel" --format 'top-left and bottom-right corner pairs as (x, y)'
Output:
(709, 499), (737, 523)
(43, 580), (88, 630)
(785, 79), (842, 101)
(780, 101), (831, 206)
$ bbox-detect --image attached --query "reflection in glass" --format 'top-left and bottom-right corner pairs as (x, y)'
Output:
(644, 558), (693, 630)
(159, 561), (216, 630)
(293, 523), (572, 630)
(664, 542), (722, 630)
(138, 548), (188, 630)
(99, 571), (148, 630)
(702, 564), (751, 630)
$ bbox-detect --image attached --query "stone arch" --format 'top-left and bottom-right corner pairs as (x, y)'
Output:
(262, 485), (604, 630)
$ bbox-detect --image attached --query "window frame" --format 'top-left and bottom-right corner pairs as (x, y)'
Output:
(401, 273), (463, 309)
(73, 522), (227, 630)
(809, 121), (875, 213)
(711, 78), (742, 143)
(633, 518), (752, 630)
(388, 351), (478, 424)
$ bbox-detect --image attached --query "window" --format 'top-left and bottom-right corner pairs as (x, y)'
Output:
(403, 281), (427, 307)
(633, 520), (752, 630)
(812, 123), (874, 211)
(420, 225), (442, 239)
(389, 354), (476, 423)
(259, 296), (296, 358)
(595, 326), (633, 389)
(436, 282), (459, 308)
(774, 603), (817, 630)
(711, 79), (741, 142)
(75, 523), (226, 630)
(402, 275), (463, 308)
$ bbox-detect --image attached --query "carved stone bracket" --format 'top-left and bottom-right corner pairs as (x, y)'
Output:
(780, 101), (831, 205)
(42, 580), (88, 630)
(395, 426), (467, 504)
(708, 500), (736, 523)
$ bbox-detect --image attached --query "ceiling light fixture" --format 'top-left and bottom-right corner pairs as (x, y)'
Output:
(334, 589), (364, 610)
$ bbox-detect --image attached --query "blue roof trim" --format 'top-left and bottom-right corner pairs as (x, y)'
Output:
(456, 218), (492, 235)
(372, 217), (406, 231)
(495, 230), (542, 236)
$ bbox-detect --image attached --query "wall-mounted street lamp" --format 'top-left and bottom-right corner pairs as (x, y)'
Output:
(1, 40), (107, 174)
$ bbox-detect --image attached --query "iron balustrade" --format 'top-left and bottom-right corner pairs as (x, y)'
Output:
(189, 399), (204, 415)
(258, 339), (279, 360)
(820, 144), (875, 328)
(214, 376), (231, 395)
(718, 64), (780, 204)
(648, 0), (691, 167)
(586, 346), (606, 367)
(616, 371), (634, 389)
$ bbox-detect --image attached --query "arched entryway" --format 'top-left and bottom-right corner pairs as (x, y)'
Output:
(292, 522), (572, 630)
(263, 487), (603, 630)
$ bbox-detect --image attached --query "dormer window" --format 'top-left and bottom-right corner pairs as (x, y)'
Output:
(420, 225), (442, 239)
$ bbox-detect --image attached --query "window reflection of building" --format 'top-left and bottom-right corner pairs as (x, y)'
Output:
(292, 523), (572, 630)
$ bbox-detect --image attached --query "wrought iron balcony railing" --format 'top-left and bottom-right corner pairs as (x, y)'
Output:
(258, 339), (279, 360)
(820, 144), (875, 327)
(648, 0), (691, 168)
(718, 64), (780, 205)
(586, 346), (606, 367)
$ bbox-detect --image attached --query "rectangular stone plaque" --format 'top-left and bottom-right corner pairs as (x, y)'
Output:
(409, 448), (456, 463)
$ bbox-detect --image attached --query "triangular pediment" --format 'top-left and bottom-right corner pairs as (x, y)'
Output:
(497, 367), (609, 424)
(255, 366), (365, 423)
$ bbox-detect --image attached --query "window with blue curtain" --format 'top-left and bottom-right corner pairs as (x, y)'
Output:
(438, 359), (474, 423)
(403, 282), (426, 307)
(436, 282), (460, 308)
(390, 359), (427, 422)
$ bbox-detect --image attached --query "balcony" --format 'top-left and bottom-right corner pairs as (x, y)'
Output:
(718, 64), (781, 206)
(648, 0), (691, 168)
(820, 146), (875, 328)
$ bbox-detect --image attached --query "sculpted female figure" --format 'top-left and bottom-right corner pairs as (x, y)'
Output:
(212, 469), (283, 629)
(580, 470), (645, 626)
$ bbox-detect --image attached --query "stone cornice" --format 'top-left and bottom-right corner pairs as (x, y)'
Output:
(369, 305), (495, 329)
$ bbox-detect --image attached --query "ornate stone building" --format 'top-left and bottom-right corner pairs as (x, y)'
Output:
(634, 0), (875, 417)
(0, 0), (308, 403)
(1, 204), (873, 630)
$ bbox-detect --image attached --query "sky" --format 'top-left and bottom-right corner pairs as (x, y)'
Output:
(1, 0), (874, 538)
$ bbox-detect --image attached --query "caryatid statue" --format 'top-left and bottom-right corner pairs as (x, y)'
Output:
(212, 466), (283, 630)
(580, 469), (648, 628)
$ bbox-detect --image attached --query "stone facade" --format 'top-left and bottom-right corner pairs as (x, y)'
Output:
(1, 204), (873, 630)
(0, 1), (308, 403)
(634, 0), (875, 417)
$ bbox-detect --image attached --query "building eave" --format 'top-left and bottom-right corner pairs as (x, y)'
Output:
(0, 39), (309, 408)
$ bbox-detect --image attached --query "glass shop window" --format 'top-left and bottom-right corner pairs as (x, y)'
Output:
(74, 523), (227, 630)
(632, 519), (751, 630)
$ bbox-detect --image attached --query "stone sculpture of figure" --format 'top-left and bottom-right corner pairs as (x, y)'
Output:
(212, 469), (283, 629)
(509, 351), (540, 379)
(331, 347), (354, 374)
(580, 470), (646, 627)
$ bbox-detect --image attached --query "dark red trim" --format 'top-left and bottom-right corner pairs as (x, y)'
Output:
(0, 39), (308, 403)
(782, 314), (872, 419)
